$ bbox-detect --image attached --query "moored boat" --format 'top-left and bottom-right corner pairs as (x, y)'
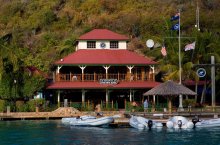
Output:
(129, 116), (145, 130)
(193, 118), (220, 128)
(129, 116), (163, 130)
(69, 116), (114, 127)
(166, 116), (194, 129)
(61, 115), (96, 124)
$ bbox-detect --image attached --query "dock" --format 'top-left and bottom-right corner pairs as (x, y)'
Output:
(0, 107), (219, 127)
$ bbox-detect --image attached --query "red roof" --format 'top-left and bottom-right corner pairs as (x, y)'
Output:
(55, 49), (156, 65)
(78, 29), (129, 40)
(47, 81), (160, 89)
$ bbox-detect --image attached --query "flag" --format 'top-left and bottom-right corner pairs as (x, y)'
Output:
(171, 23), (179, 30)
(161, 45), (167, 56)
(171, 13), (180, 21)
(184, 42), (196, 51)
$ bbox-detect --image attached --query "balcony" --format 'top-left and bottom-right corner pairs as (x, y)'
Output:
(56, 73), (154, 82)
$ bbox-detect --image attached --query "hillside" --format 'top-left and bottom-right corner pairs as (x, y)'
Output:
(0, 0), (220, 100)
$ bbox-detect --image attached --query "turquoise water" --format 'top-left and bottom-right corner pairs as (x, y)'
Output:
(0, 120), (220, 145)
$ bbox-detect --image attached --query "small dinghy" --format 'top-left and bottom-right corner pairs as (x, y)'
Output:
(129, 116), (145, 130)
(192, 116), (220, 128)
(61, 115), (96, 124)
(129, 116), (163, 130)
(69, 116), (114, 127)
(166, 116), (194, 129)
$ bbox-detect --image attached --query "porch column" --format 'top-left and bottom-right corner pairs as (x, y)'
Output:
(150, 65), (155, 81)
(56, 66), (63, 74)
(79, 65), (86, 81)
(82, 89), (86, 103)
(57, 90), (60, 107)
(103, 65), (110, 79)
(141, 67), (145, 81)
(127, 65), (134, 81)
(56, 66), (63, 81)
(106, 89), (109, 102)
(153, 95), (156, 105)
(129, 89), (132, 102)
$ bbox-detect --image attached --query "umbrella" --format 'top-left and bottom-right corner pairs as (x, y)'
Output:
(143, 80), (197, 113)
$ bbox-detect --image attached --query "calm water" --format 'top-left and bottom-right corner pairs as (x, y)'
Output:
(0, 120), (220, 145)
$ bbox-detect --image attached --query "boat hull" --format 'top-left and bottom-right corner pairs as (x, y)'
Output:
(61, 115), (96, 124)
(196, 118), (220, 128)
(129, 116), (145, 130)
(129, 116), (163, 130)
(166, 116), (194, 129)
(70, 116), (114, 127)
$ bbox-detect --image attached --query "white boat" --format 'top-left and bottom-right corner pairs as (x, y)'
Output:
(69, 116), (114, 127)
(129, 116), (163, 130)
(61, 115), (96, 124)
(129, 116), (145, 130)
(166, 116), (194, 129)
(194, 118), (220, 128)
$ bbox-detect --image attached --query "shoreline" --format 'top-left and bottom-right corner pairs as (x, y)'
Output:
(0, 107), (219, 122)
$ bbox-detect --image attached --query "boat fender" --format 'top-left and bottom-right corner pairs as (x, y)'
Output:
(166, 121), (174, 129)
(186, 122), (194, 129)
(177, 120), (182, 128)
(147, 120), (153, 130)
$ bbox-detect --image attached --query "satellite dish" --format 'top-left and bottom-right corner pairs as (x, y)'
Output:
(146, 39), (154, 48)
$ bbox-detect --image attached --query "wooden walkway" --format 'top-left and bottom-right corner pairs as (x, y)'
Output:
(0, 107), (219, 125)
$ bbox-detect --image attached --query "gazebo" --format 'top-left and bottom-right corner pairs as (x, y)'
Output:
(143, 80), (197, 113)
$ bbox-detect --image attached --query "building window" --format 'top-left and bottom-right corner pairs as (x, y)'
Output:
(87, 41), (96, 48)
(110, 41), (118, 48)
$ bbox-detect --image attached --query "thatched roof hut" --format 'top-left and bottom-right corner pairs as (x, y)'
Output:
(143, 80), (196, 96)
(143, 80), (197, 113)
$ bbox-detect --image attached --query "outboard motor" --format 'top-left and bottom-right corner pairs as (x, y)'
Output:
(97, 112), (103, 117)
(192, 116), (200, 128)
(177, 120), (182, 128)
(147, 120), (153, 130)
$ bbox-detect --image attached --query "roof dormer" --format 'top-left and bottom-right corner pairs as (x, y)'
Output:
(76, 29), (129, 50)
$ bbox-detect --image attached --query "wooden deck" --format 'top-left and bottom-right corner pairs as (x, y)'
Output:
(0, 107), (219, 124)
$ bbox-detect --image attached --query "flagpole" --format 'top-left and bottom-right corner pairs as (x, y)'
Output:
(178, 9), (181, 84)
(178, 8), (184, 111)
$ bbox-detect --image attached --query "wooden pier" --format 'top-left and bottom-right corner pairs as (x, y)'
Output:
(0, 107), (219, 127)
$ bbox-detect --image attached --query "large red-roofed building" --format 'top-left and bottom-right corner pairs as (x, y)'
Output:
(47, 29), (160, 109)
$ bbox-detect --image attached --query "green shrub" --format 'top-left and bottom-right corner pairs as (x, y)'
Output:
(16, 101), (24, 112)
(183, 99), (196, 107)
(5, 101), (16, 112)
(0, 99), (6, 112)
(27, 99), (45, 112)
(71, 103), (82, 110)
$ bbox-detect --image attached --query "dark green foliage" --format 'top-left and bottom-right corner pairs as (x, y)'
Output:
(0, 0), (220, 102)
(22, 73), (46, 98)
(0, 99), (6, 112)
(27, 99), (45, 112)
(183, 99), (197, 107)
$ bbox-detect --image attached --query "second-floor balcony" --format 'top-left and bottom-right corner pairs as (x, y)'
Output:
(56, 73), (154, 82)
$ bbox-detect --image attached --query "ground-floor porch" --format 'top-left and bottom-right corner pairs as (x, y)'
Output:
(46, 88), (172, 112)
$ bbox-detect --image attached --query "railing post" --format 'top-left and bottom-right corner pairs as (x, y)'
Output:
(94, 72), (96, 82)
(124, 99), (126, 110)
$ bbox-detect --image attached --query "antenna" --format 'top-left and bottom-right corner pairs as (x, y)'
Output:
(146, 39), (154, 48)
(195, 0), (200, 31)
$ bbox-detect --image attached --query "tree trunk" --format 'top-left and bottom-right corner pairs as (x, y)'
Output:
(200, 82), (207, 104)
